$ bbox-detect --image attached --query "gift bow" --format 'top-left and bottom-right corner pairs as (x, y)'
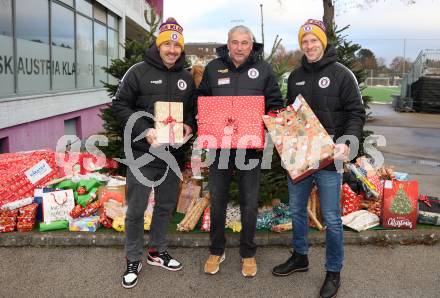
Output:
(224, 117), (238, 135)
(160, 106), (179, 144)
(419, 194), (432, 207)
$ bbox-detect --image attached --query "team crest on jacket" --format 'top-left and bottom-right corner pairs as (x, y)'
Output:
(177, 79), (187, 90)
(248, 68), (259, 79)
(318, 77), (330, 88)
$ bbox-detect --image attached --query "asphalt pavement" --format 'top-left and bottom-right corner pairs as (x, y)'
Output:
(0, 246), (439, 298)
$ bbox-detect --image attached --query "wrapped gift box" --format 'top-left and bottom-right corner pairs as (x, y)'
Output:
(69, 215), (100, 232)
(197, 96), (265, 149)
(382, 180), (418, 229)
(263, 95), (335, 183)
(0, 150), (59, 209)
(418, 195), (440, 226)
(154, 101), (184, 144)
(341, 183), (362, 216)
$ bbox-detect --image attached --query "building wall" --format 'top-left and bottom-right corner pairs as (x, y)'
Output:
(0, 0), (152, 153)
(0, 104), (106, 152)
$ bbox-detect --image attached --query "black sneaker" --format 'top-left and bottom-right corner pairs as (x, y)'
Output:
(272, 250), (309, 276)
(319, 271), (341, 298)
(147, 250), (182, 271)
(122, 260), (142, 289)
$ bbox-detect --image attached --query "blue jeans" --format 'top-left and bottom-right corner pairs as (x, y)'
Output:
(288, 170), (344, 272)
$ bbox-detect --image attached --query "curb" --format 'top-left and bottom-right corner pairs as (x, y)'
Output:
(1, 229), (439, 248)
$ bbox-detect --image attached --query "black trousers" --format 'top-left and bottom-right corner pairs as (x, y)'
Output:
(208, 149), (262, 258)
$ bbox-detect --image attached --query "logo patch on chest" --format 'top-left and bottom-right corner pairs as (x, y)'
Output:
(177, 79), (187, 90)
(248, 68), (259, 79)
(295, 81), (305, 86)
(318, 77), (330, 89)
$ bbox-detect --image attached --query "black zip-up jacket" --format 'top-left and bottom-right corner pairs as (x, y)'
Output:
(197, 42), (283, 113)
(286, 45), (366, 159)
(112, 44), (196, 168)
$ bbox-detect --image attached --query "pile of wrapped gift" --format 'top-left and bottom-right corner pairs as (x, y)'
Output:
(339, 156), (440, 231)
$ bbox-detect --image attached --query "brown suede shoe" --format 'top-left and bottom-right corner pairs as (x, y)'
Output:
(204, 254), (225, 275)
(242, 257), (257, 277)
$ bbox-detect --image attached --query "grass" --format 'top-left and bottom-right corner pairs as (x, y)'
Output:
(362, 86), (401, 103)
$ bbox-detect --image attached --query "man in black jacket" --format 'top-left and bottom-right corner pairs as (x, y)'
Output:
(197, 25), (283, 277)
(271, 19), (365, 298)
(112, 17), (195, 289)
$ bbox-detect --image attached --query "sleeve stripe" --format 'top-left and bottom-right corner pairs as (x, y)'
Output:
(120, 61), (144, 84)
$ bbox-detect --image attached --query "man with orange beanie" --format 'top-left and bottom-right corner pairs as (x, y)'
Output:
(271, 19), (365, 298)
(113, 17), (195, 288)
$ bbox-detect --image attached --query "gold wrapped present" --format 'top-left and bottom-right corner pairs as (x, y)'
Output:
(263, 95), (335, 183)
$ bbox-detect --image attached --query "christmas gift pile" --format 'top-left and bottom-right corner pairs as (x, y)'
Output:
(341, 156), (420, 230)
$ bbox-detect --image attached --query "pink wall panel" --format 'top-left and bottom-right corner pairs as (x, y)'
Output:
(0, 105), (108, 153)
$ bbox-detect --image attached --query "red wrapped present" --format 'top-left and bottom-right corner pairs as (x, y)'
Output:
(99, 212), (113, 228)
(19, 203), (38, 216)
(0, 223), (15, 233)
(69, 205), (85, 219)
(80, 201), (102, 218)
(263, 95), (335, 183)
(16, 221), (35, 232)
(382, 180), (418, 229)
(0, 209), (19, 218)
(0, 150), (60, 209)
(197, 96), (265, 149)
(341, 183), (362, 216)
(17, 215), (35, 224)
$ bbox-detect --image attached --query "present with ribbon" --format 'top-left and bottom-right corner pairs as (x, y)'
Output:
(154, 101), (184, 144)
(263, 95), (335, 183)
(418, 195), (440, 226)
(197, 96), (265, 149)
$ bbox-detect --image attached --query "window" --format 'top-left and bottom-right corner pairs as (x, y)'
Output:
(94, 23), (107, 87)
(93, 2), (107, 24)
(0, 0), (14, 96)
(0, 137), (9, 154)
(107, 12), (118, 30)
(0, 0), (120, 98)
(64, 117), (80, 137)
(76, 15), (93, 88)
(108, 29), (119, 84)
(76, 0), (92, 17)
(59, 0), (74, 7)
(16, 0), (50, 94)
(51, 2), (75, 90)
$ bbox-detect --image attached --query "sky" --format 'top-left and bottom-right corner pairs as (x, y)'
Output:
(163, 0), (440, 66)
